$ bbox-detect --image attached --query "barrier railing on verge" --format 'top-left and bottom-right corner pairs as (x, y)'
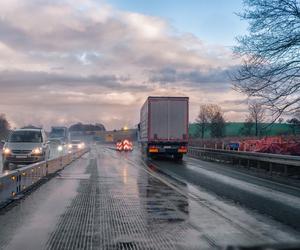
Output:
(188, 147), (300, 176)
(0, 148), (89, 207)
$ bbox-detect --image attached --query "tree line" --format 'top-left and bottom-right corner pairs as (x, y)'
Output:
(0, 114), (10, 140)
(195, 0), (300, 139)
(195, 104), (226, 138)
(195, 102), (300, 139)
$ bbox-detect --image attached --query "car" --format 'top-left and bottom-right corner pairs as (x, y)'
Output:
(48, 138), (67, 154)
(68, 140), (85, 150)
(48, 126), (70, 145)
(2, 128), (51, 171)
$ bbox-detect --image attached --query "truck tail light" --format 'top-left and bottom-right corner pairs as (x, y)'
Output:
(178, 146), (187, 153)
(149, 146), (158, 153)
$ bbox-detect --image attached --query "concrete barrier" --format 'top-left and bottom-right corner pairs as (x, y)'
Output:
(0, 148), (89, 208)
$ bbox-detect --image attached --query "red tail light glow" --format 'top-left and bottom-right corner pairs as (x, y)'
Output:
(178, 146), (187, 153)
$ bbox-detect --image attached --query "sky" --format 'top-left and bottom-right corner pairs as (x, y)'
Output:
(0, 0), (249, 130)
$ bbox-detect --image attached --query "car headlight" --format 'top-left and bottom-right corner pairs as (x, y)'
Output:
(78, 144), (82, 149)
(68, 144), (72, 149)
(57, 145), (63, 152)
(32, 147), (42, 155)
(3, 147), (11, 155)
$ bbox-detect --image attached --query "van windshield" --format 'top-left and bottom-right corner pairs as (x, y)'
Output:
(9, 131), (42, 143)
(50, 128), (65, 138)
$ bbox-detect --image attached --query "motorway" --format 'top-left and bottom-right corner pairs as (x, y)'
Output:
(0, 144), (300, 249)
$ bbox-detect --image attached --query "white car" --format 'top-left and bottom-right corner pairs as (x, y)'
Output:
(68, 140), (85, 150)
(2, 128), (50, 171)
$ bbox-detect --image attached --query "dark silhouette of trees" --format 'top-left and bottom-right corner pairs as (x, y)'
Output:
(69, 123), (106, 132)
(21, 125), (41, 129)
(240, 117), (254, 136)
(287, 118), (300, 135)
(247, 102), (266, 136)
(210, 110), (225, 138)
(287, 112), (300, 135)
(233, 0), (300, 120)
(196, 104), (225, 138)
(0, 114), (10, 140)
(196, 105), (209, 138)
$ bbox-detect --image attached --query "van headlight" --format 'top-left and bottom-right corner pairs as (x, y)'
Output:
(3, 147), (11, 155)
(32, 147), (42, 155)
(57, 145), (63, 152)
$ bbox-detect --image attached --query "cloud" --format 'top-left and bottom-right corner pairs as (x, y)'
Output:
(149, 67), (233, 90)
(0, 70), (152, 92)
(0, 0), (242, 129)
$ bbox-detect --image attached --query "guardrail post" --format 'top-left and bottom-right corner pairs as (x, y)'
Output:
(284, 165), (288, 176)
(269, 162), (273, 175)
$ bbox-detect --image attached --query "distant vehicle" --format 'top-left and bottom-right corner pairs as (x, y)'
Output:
(139, 96), (189, 160)
(49, 126), (70, 144)
(226, 142), (240, 151)
(116, 139), (133, 151)
(48, 138), (64, 145)
(2, 128), (50, 171)
(48, 138), (66, 153)
(0, 140), (4, 149)
(68, 140), (85, 150)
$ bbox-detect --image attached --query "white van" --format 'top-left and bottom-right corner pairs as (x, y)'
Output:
(2, 128), (50, 171)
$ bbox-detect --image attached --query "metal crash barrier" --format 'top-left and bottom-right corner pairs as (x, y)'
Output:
(0, 148), (89, 207)
(188, 147), (300, 176)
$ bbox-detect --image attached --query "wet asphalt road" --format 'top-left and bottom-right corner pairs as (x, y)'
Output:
(0, 144), (300, 250)
(0, 152), (2, 173)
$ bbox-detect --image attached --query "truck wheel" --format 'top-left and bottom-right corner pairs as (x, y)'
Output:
(174, 154), (183, 161)
(2, 161), (10, 172)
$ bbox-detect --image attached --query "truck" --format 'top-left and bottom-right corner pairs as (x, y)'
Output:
(49, 126), (70, 144)
(139, 96), (189, 160)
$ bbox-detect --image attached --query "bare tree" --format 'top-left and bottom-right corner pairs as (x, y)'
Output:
(0, 114), (10, 140)
(196, 105), (209, 138)
(233, 0), (300, 120)
(241, 116), (254, 136)
(287, 111), (300, 135)
(210, 111), (225, 138)
(196, 104), (225, 138)
(247, 102), (265, 136)
(278, 118), (284, 124)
